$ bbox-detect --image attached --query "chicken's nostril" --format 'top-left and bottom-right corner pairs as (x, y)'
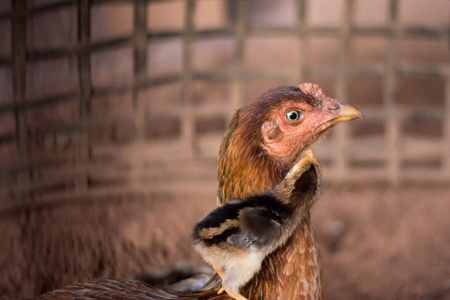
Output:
(327, 104), (340, 111)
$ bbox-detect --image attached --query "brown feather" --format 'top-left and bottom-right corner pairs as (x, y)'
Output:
(215, 87), (323, 299)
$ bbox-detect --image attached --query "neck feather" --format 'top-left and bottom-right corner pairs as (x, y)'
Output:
(217, 120), (288, 203)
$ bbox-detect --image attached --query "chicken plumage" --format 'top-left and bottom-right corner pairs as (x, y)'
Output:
(31, 83), (362, 300)
(216, 83), (362, 299)
(192, 149), (321, 300)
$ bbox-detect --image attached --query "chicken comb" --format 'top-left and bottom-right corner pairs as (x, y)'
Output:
(298, 82), (340, 107)
(298, 83), (325, 100)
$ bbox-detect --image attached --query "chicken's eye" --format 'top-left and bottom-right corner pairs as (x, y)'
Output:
(285, 110), (303, 122)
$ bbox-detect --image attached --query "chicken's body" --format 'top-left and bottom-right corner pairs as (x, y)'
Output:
(32, 84), (362, 300)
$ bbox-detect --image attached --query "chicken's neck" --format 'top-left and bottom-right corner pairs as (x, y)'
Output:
(217, 138), (286, 203)
(217, 116), (323, 299)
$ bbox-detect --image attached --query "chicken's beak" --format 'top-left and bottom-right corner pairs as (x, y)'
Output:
(321, 103), (364, 127)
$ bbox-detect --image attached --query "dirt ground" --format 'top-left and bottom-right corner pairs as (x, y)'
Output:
(314, 185), (450, 300)
(1, 184), (449, 299)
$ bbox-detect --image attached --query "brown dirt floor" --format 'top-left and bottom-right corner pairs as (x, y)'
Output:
(1, 185), (450, 299)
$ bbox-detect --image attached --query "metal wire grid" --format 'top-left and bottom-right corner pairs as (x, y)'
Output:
(0, 0), (449, 210)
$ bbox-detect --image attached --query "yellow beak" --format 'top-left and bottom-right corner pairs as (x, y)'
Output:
(323, 103), (364, 127)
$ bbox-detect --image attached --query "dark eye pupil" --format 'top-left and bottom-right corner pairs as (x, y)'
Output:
(286, 110), (301, 121)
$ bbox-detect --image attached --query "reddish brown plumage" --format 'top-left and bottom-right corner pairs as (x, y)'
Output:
(217, 86), (326, 299)
(32, 84), (362, 300)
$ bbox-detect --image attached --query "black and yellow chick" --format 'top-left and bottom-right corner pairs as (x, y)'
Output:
(191, 149), (321, 300)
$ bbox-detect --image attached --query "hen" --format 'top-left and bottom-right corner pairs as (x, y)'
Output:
(32, 83), (362, 300)
(215, 83), (362, 299)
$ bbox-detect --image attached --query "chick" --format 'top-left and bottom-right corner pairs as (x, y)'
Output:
(191, 149), (321, 300)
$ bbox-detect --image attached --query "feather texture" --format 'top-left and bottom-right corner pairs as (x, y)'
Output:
(217, 104), (323, 299)
(192, 150), (322, 300)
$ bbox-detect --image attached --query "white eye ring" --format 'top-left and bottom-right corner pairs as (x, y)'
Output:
(285, 110), (303, 122)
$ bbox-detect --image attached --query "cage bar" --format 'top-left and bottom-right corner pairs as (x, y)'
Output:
(180, 0), (196, 159)
(293, 0), (307, 85)
(384, 0), (401, 186)
(132, 0), (147, 139)
(444, 33), (450, 174)
(333, 0), (354, 180)
(12, 0), (31, 197)
(229, 0), (248, 116)
(76, 0), (92, 190)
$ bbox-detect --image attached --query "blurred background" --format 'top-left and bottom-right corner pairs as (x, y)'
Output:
(0, 0), (450, 299)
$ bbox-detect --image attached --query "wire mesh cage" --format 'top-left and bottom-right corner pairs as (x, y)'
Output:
(0, 0), (450, 211)
(1, 1), (450, 300)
